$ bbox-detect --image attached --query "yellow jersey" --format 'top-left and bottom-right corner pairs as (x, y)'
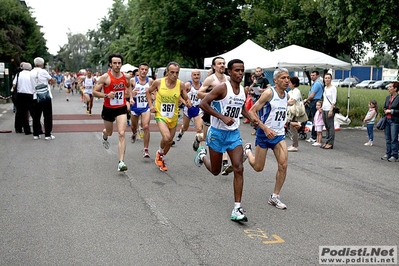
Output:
(155, 78), (181, 122)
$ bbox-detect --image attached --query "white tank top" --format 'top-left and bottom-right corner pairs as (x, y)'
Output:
(133, 76), (150, 108)
(64, 76), (71, 85)
(210, 81), (245, 131)
(188, 81), (201, 106)
(84, 77), (95, 94)
(259, 87), (288, 136)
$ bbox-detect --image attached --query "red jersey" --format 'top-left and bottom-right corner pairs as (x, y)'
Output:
(103, 70), (127, 108)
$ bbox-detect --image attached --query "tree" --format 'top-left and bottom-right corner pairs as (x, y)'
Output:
(321, 0), (399, 62)
(241, 0), (352, 59)
(58, 32), (92, 71)
(366, 53), (397, 69)
(0, 0), (49, 65)
(127, 0), (252, 68)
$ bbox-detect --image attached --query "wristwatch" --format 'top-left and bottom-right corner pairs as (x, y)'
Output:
(104, 94), (108, 98)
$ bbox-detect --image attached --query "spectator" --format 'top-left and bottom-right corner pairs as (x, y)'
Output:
(381, 81), (399, 162)
(13, 62), (34, 134)
(30, 57), (56, 140)
(304, 71), (324, 143)
(321, 73), (337, 149)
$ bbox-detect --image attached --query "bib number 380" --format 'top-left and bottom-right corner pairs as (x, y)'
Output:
(224, 106), (241, 118)
(160, 103), (175, 118)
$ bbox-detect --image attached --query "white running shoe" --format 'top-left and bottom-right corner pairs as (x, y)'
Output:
(117, 161), (127, 172)
(44, 135), (55, 140)
(312, 142), (322, 146)
(268, 194), (287, 209)
(33, 135), (41, 140)
(231, 207), (248, 222)
(306, 138), (316, 143)
(102, 132), (109, 149)
(364, 141), (373, 146)
(194, 146), (207, 167)
(243, 143), (252, 162)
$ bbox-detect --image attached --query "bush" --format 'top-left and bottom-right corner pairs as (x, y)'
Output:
(298, 86), (388, 126)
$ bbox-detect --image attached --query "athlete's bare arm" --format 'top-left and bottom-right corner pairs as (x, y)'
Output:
(197, 75), (215, 99)
(249, 88), (276, 138)
(180, 81), (192, 108)
(200, 83), (236, 126)
(93, 73), (115, 98)
(146, 79), (160, 113)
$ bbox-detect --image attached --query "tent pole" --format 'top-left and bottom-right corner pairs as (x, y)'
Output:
(346, 70), (351, 118)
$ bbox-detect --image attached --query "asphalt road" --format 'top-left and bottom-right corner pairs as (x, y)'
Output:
(0, 89), (398, 265)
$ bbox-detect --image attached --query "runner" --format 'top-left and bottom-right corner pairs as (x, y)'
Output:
(146, 61), (192, 172)
(244, 68), (294, 210)
(82, 69), (95, 115)
(63, 72), (72, 101)
(130, 62), (154, 158)
(175, 69), (203, 142)
(196, 57), (233, 176)
(194, 59), (251, 222)
(93, 53), (133, 172)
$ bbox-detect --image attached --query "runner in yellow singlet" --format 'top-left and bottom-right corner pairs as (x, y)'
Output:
(146, 62), (192, 172)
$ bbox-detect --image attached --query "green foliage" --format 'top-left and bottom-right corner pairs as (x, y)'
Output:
(321, 0), (399, 62)
(241, 0), (352, 58)
(57, 32), (92, 71)
(0, 0), (49, 66)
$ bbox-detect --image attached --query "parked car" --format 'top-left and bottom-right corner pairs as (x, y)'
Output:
(355, 80), (375, 89)
(340, 77), (359, 87)
(369, 80), (391, 89)
(331, 79), (343, 87)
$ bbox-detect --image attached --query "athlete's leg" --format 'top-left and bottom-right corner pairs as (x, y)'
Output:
(246, 145), (268, 172)
(115, 114), (127, 162)
(227, 145), (244, 203)
(131, 114), (139, 137)
(141, 111), (151, 149)
(203, 147), (223, 176)
(271, 140), (288, 195)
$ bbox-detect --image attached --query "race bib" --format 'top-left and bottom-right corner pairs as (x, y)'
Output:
(271, 110), (286, 129)
(160, 103), (175, 118)
(136, 93), (148, 108)
(110, 91), (124, 106)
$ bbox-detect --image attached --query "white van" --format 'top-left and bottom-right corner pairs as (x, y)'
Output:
(156, 67), (209, 83)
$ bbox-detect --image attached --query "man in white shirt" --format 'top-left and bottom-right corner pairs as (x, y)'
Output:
(12, 62), (34, 134)
(30, 57), (56, 140)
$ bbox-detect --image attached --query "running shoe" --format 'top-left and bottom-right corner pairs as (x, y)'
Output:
(221, 164), (233, 176)
(176, 132), (183, 141)
(88, 110), (92, 116)
(231, 207), (248, 222)
(131, 134), (136, 143)
(381, 154), (389, 160)
(44, 135), (55, 140)
(243, 143), (252, 162)
(388, 156), (399, 162)
(159, 158), (168, 172)
(306, 137), (316, 143)
(194, 146), (207, 167)
(102, 132), (109, 149)
(143, 149), (150, 158)
(192, 135), (200, 151)
(155, 151), (163, 167)
(33, 135), (41, 140)
(117, 161), (127, 172)
(268, 194), (287, 209)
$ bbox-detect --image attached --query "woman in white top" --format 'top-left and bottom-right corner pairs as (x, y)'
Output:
(287, 76), (302, 152)
(321, 73), (337, 149)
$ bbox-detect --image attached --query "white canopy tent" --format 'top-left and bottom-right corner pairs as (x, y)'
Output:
(260, 45), (351, 71)
(120, 63), (137, 73)
(203, 39), (271, 70)
(261, 45), (352, 118)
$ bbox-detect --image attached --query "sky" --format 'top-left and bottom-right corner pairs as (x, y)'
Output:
(24, 0), (114, 55)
